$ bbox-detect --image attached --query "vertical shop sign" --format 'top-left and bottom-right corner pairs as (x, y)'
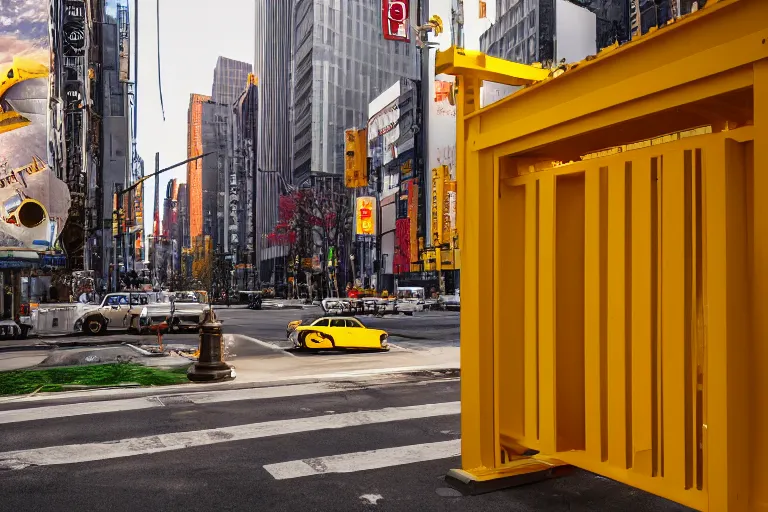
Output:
(355, 196), (377, 237)
(381, 0), (410, 42)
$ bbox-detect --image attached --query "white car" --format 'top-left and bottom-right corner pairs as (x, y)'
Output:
(21, 292), (163, 336)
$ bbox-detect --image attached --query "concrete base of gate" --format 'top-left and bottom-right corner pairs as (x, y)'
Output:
(445, 460), (572, 495)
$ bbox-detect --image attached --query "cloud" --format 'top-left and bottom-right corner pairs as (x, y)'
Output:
(0, 0), (48, 25)
(0, 34), (48, 69)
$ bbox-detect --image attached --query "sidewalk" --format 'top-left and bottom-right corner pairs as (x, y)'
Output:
(226, 335), (459, 385)
(0, 350), (50, 372)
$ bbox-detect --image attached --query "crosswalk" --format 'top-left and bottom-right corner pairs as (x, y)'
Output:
(0, 377), (692, 511)
(0, 377), (462, 485)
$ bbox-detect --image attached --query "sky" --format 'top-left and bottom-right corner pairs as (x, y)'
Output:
(136, 0), (254, 238)
(135, 0), (492, 240)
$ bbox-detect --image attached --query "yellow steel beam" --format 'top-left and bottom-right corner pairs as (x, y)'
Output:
(435, 47), (549, 87)
(472, 0), (767, 154)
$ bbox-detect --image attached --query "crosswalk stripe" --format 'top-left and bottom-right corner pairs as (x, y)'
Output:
(0, 401), (460, 470)
(0, 397), (165, 426)
(0, 381), (437, 425)
(263, 439), (461, 480)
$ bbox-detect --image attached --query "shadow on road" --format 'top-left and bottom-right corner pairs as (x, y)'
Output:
(287, 348), (392, 357)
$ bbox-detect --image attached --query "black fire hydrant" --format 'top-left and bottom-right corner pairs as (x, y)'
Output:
(187, 309), (233, 382)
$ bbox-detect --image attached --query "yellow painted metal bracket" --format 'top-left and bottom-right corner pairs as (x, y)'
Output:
(435, 46), (550, 87)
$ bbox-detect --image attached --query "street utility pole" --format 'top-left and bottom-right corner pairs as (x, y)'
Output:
(112, 151), (212, 292)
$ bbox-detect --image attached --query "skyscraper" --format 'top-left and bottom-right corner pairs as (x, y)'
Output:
(208, 57), (252, 253)
(232, 75), (259, 289)
(186, 93), (211, 246)
(254, 1), (292, 282)
(291, 0), (419, 186)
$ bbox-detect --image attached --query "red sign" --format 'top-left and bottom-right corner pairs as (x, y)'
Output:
(394, 218), (410, 274)
(382, 0), (409, 42)
(360, 208), (372, 219)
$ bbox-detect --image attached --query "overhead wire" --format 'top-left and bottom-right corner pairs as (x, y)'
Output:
(156, 0), (165, 121)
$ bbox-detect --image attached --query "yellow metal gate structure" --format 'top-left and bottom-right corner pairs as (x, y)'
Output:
(439, 0), (768, 510)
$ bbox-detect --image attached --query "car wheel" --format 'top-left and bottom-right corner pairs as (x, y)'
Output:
(405, 312), (414, 316)
(83, 316), (106, 335)
(297, 332), (307, 349)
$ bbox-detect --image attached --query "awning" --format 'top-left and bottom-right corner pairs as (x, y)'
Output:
(0, 249), (40, 269)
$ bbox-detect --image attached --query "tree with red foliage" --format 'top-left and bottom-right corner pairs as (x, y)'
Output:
(267, 180), (352, 298)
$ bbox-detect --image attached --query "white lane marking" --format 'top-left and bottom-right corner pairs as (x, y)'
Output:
(0, 381), (397, 425)
(264, 439), (461, 480)
(230, 333), (297, 357)
(0, 402), (460, 470)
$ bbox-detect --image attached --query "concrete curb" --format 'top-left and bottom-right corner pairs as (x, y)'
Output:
(1, 338), (144, 353)
(0, 343), (54, 353)
(39, 339), (129, 349)
(0, 367), (461, 405)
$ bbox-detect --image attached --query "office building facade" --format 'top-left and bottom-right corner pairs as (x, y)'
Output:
(254, 1), (292, 282)
(292, 0), (419, 186)
(232, 75), (259, 289)
(210, 57), (252, 255)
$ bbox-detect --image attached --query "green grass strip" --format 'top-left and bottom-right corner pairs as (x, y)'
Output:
(0, 363), (191, 396)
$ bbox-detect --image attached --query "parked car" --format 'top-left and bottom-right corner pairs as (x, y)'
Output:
(394, 287), (425, 315)
(288, 316), (389, 351)
(130, 293), (210, 334)
(21, 291), (158, 336)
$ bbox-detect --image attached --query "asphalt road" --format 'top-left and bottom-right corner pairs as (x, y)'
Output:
(0, 375), (692, 512)
(215, 307), (461, 350)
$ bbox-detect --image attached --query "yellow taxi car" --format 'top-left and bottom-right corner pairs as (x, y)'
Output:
(288, 316), (389, 351)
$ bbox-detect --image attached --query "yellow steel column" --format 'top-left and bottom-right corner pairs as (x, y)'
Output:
(704, 135), (752, 512)
(537, 173), (556, 455)
(750, 58), (768, 511)
(456, 76), (496, 472)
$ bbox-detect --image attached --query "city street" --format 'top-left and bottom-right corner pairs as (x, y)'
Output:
(217, 307), (461, 350)
(0, 374), (692, 512)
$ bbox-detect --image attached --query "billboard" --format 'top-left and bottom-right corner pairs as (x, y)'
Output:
(381, 0), (410, 42)
(0, 0), (71, 250)
(355, 196), (377, 237)
(407, 181), (418, 267)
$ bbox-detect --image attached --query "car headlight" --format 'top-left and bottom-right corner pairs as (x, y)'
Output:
(380, 333), (389, 348)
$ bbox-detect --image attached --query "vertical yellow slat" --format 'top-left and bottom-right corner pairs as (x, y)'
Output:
(660, 150), (688, 488)
(538, 174), (556, 455)
(607, 164), (629, 469)
(524, 179), (539, 444)
(493, 157), (502, 468)
(584, 166), (605, 461)
(497, 177), (527, 446)
(631, 157), (654, 476)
